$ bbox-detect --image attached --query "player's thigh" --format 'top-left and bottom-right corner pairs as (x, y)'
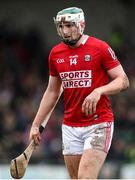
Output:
(64, 155), (81, 179)
(62, 125), (83, 178)
(78, 149), (107, 179)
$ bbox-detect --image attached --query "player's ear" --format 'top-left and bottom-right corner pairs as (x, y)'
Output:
(81, 21), (85, 25)
(80, 21), (85, 32)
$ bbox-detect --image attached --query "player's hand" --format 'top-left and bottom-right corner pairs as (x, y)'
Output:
(82, 89), (101, 115)
(29, 125), (41, 146)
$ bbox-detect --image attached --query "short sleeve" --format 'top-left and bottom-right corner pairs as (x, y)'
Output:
(49, 51), (59, 76)
(101, 42), (120, 70)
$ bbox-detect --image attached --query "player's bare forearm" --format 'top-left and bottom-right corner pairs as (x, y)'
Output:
(95, 74), (129, 96)
(32, 87), (62, 127)
(95, 65), (129, 96)
(29, 87), (62, 145)
(32, 76), (62, 128)
(29, 76), (62, 144)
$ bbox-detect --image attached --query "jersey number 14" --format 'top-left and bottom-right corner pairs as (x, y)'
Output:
(70, 58), (77, 65)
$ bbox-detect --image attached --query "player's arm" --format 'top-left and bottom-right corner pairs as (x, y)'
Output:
(29, 75), (62, 145)
(95, 64), (129, 95)
(82, 65), (129, 115)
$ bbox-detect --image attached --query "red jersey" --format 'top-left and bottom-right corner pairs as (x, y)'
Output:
(49, 36), (120, 127)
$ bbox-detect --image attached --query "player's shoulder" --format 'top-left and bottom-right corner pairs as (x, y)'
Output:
(50, 42), (67, 55)
(88, 36), (108, 47)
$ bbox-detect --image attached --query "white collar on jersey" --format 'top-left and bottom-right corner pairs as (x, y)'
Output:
(81, 35), (89, 45)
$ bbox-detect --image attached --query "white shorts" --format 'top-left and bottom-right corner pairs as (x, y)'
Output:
(62, 122), (114, 155)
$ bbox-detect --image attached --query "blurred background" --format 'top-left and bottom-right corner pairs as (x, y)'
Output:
(0, 0), (135, 179)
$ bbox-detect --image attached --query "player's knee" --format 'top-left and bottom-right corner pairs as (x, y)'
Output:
(68, 171), (78, 179)
(78, 167), (98, 179)
(78, 173), (97, 179)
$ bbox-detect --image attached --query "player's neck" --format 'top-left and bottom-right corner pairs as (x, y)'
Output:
(69, 34), (88, 48)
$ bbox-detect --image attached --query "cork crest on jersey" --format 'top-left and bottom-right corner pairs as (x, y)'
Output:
(84, 54), (91, 61)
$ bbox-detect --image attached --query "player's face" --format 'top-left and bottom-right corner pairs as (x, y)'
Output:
(57, 22), (82, 46)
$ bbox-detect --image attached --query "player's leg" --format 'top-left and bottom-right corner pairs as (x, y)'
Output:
(78, 148), (107, 179)
(78, 122), (114, 179)
(62, 124), (83, 179)
(64, 155), (81, 179)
